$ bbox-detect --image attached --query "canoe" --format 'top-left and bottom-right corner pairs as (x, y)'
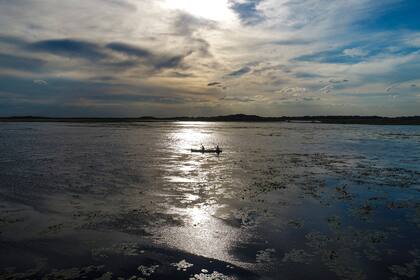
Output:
(191, 149), (222, 153)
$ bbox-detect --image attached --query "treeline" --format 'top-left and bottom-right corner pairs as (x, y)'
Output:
(1, 114), (420, 125)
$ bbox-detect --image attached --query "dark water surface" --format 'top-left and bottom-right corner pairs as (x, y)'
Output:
(0, 122), (419, 280)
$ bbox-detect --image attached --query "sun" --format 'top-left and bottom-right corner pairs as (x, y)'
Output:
(163, 0), (235, 22)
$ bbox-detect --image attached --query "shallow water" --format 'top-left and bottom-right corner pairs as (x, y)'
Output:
(0, 122), (419, 279)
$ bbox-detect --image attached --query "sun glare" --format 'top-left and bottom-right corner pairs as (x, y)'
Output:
(163, 0), (235, 22)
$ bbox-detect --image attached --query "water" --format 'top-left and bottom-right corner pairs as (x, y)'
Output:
(0, 122), (419, 279)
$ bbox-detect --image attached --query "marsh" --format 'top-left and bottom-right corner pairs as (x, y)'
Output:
(0, 122), (419, 279)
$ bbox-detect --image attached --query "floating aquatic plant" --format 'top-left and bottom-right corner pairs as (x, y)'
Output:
(171, 259), (194, 271)
(137, 265), (159, 277)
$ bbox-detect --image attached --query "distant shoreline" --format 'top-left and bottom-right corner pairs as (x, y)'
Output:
(1, 114), (420, 125)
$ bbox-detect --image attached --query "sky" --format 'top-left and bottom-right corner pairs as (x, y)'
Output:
(0, 0), (419, 117)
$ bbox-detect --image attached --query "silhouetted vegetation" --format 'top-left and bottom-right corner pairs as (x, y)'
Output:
(1, 114), (420, 125)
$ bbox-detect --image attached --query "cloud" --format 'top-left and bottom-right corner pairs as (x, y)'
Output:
(33, 79), (48, 85)
(9, 36), (190, 75)
(318, 84), (333, 94)
(343, 48), (368, 57)
(0, 53), (45, 71)
(86, 92), (186, 104)
(221, 95), (255, 102)
(169, 13), (215, 58)
(0, 75), (107, 100)
(0, 74), (200, 110)
(106, 42), (152, 58)
(1, 0), (420, 116)
(172, 12), (217, 35)
(294, 48), (367, 64)
(0, 34), (27, 47)
(102, 0), (137, 11)
(271, 38), (311, 45)
(386, 81), (420, 93)
(154, 54), (186, 70)
(294, 72), (323, 79)
(107, 41), (188, 71)
(166, 71), (194, 78)
(328, 79), (349, 84)
(302, 96), (320, 102)
(27, 39), (107, 61)
(228, 66), (252, 77)
(189, 37), (212, 57)
(278, 87), (308, 95)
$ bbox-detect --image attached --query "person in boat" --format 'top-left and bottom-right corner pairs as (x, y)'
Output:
(201, 144), (205, 152)
(215, 145), (220, 153)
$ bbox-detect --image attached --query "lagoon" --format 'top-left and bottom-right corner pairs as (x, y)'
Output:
(0, 122), (419, 279)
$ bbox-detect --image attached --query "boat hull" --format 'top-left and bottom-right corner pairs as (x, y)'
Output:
(191, 149), (222, 153)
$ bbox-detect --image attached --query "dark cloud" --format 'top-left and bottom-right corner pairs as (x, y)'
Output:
(106, 44), (187, 71)
(0, 53), (45, 71)
(170, 13), (214, 58)
(0, 34), (27, 46)
(271, 39), (311, 45)
(97, 40), (188, 71)
(0, 14), (209, 78)
(105, 59), (140, 70)
(190, 37), (212, 57)
(27, 39), (107, 61)
(167, 71), (194, 78)
(295, 72), (323, 79)
(155, 54), (186, 70)
(0, 74), (190, 108)
(302, 97), (320, 101)
(173, 12), (217, 35)
(208, 82), (221, 86)
(221, 95), (255, 102)
(228, 66), (252, 77)
(20, 37), (188, 72)
(328, 79), (349, 84)
(229, 0), (264, 25)
(0, 75), (108, 99)
(87, 93), (185, 104)
(106, 42), (152, 58)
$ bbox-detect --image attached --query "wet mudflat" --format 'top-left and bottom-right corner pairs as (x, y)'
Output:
(0, 122), (419, 280)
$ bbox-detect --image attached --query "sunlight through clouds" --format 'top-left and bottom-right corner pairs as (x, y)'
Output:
(163, 0), (236, 22)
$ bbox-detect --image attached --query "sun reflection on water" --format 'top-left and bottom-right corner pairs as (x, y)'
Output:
(189, 207), (209, 225)
(171, 122), (222, 153)
(160, 204), (243, 264)
(157, 122), (244, 264)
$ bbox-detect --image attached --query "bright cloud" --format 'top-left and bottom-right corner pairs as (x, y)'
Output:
(163, 0), (236, 22)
